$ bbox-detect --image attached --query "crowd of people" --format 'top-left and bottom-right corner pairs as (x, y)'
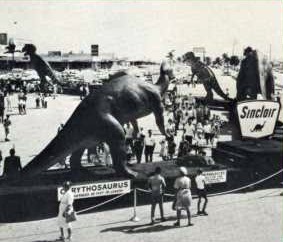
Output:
(90, 89), (225, 167)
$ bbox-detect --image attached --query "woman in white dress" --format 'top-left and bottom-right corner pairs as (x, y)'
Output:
(173, 167), (193, 227)
(58, 181), (74, 241)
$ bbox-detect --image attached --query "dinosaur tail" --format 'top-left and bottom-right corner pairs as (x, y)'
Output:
(207, 67), (232, 101)
(21, 125), (85, 178)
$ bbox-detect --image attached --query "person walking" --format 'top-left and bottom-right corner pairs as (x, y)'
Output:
(144, 129), (156, 163)
(203, 120), (213, 145)
(3, 148), (22, 179)
(3, 115), (11, 142)
(159, 138), (168, 161)
(0, 91), (4, 123)
(173, 167), (193, 227)
(148, 167), (166, 224)
(167, 136), (176, 160)
(133, 127), (145, 163)
(124, 123), (134, 151)
(58, 181), (75, 241)
(184, 120), (195, 144)
(35, 94), (41, 108)
(5, 92), (12, 113)
(195, 169), (208, 215)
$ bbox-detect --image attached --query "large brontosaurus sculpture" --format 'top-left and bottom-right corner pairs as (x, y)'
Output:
(183, 52), (231, 101)
(22, 44), (61, 91)
(20, 50), (174, 178)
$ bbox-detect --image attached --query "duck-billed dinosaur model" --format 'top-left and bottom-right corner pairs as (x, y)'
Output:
(183, 52), (231, 101)
(22, 44), (61, 91)
(21, 47), (174, 178)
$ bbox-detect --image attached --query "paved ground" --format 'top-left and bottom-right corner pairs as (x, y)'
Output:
(0, 188), (281, 242)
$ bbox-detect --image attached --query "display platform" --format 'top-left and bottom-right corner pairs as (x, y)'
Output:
(0, 158), (241, 223)
(212, 139), (282, 174)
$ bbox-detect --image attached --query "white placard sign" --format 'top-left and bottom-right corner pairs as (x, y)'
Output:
(203, 170), (227, 184)
(237, 100), (280, 139)
(57, 180), (131, 201)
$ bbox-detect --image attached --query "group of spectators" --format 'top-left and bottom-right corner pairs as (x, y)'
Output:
(57, 164), (209, 240)
(0, 85), (52, 143)
(87, 88), (225, 167)
(148, 166), (208, 226)
(124, 124), (158, 164)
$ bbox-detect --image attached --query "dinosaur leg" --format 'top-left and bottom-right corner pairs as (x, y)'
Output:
(202, 78), (214, 100)
(131, 119), (139, 138)
(152, 98), (167, 136)
(102, 115), (138, 178)
(69, 148), (85, 170)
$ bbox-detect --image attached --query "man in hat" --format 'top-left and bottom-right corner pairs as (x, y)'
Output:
(173, 167), (193, 226)
(195, 169), (208, 215)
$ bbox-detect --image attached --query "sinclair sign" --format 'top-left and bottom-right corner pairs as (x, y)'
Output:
(237, 100), (280, 139)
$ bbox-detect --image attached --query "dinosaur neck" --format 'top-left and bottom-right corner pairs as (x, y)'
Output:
(155, 73), (170, 96)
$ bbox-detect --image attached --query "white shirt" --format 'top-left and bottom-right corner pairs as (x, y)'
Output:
(144, 135), (155, 146)
(195, 174), (206, 190)
(174, 176), (191, 190)
(60, 189), (74, 206)
(125, 126), (134, 139)
(203, 124), (212, 133)
(184, 124), (195, 136)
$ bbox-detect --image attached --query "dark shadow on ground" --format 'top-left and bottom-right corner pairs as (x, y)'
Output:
(100, 223), (176, 234)
(32, 240), (62, 242)
(100, 214), (199, 234)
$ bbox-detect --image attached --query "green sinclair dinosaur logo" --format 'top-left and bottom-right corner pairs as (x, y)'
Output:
(237, 100), (280, 139)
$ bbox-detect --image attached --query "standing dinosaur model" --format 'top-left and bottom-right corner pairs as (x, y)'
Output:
(20, 47), (174, 178)
(250, 121), (266, 132)
(184, 52), (231, 101)
(22, 44), (61, 91)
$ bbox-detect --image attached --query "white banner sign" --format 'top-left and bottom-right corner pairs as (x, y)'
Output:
(57, 180), (131, 201)
(203, 170), (227, 184)
(237, 101), (280, 139)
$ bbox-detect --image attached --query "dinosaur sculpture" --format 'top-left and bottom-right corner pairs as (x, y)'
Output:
(183, 52), (231, 101)
(250, 121), (266, 132)
(20, 54), (174, 178)
(236, 47), (275, 101)
(22, 44), (61, 91)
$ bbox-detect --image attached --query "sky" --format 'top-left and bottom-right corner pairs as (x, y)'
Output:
(0, 0), (282, 61)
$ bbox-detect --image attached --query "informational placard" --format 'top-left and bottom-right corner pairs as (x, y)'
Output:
(237, 100), (280, 139)
(203, 170), (227, 184)
(57, 180), (131, 201)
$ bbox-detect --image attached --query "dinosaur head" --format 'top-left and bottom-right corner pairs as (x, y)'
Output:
(184, 51), (196, 63)
(160, 61), (175, 80)
(22, 44), (37, 56)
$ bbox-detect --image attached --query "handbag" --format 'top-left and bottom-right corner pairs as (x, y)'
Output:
(64, 210), (77, 223)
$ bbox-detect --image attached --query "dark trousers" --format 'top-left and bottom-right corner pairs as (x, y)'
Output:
(134, 141), (144, 163)
(145, 145), (154, 163)
(151, 194), (164, 220)
(126, 138), (134, 151)
(185, 135), (193, 144)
